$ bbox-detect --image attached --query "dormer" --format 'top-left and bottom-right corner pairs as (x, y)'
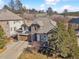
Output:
(21, 24), (28, 31)
(29, 23), (40, 33)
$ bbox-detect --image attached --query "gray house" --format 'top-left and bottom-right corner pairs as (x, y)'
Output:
(29, 17), (56, 42)
(16, 17), (56, 42)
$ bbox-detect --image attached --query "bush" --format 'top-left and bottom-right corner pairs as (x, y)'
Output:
(0, 40), (5, 49)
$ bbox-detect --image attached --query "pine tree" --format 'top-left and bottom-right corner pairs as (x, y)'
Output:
(63, 9), (68, 17)
(56, 21), (71, 58)
(68, 26), (79, 59)
(15, 0), (22, 11)
(9, 0), (15, 10)
(47, 7), (53, 16)
(49, 21), (79, 58)
(49, 21), (70, 57)
(3, 5), (11, 10)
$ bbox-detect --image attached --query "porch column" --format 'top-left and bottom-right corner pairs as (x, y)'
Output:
(37, 34), (40, 41)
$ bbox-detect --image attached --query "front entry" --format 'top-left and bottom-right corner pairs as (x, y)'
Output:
(33, 33), (37, 41)
(31, 33), (37, 42)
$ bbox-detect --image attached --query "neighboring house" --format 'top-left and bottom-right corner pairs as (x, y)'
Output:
(69, 18), (79, 30)
(51, 15), (70, 30)
(20, 13), (36, 26)
(29, 17), (56, 42)
(16, 24), (30, 41)
(68, 18), (79, 46)
(0, 9), (23, 37)
(69, 18), (79, 36)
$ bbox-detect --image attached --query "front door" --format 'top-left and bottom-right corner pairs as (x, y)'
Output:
(33, 33), (37, 41)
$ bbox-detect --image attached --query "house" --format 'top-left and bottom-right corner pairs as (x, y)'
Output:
(69, 18), (79, 30)
(16, 16), (56, 42)
(29, 17), (56, 42)
(15, 13), (36, 41)
(69, 18), (79, 36)
(20, 13), (36, 26)
(16, 24), (30, 41)
(50, 15), (70, 30)
(0, 9), (23, 37)
(68, 18), (79, 46)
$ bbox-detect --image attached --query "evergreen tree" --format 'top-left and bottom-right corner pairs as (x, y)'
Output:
(63, 9), (68, 17)
(68, 26), (79, 59)
(47, 7), (53, 16)
(9, 0), (15, 10)
(56, 21), (70, 58)
(3, 5), (10, 10)
(49, 21), (79, 58)
(49, 21), (70, 57)
(15, 0), (22, 11)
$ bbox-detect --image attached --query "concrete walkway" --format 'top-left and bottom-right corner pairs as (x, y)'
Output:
(0, 41), (28, 59)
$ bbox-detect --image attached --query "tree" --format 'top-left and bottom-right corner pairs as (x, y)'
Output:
(0, 26), (5, 49)
(54, 11), (58, 14)
(63, 9), (68, 17)
(31, 9), (37, 13)
(15, 0), (22, 11)
(9, 0), (15, 10)
(3, 5), (10, 10)
(48, 21), (70, 57)
(0, 40), (5, 49)
(55, 21), (70, 58)
(21, 6), (27, 13)
(47, 7), (53, 16)
(49, 20), (79, 58)
(68, 26), (79, 59)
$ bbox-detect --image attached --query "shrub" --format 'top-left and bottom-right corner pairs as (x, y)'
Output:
(0, 40), (5, 49)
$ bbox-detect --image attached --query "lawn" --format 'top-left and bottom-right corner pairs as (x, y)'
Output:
(18, 48), (62, 59)
(18, 51), (52, 59)
(0, 37), (12, 53)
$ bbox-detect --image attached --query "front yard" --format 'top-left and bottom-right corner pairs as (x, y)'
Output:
(0, 37), (13, 53)
(18, 48), (62, 59)
(18, 51), (52, 59)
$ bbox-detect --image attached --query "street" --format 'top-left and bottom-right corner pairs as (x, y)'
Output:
(0, 41), (28, 59)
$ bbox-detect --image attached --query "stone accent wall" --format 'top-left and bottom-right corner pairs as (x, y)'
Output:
(18, 35), (30, 41)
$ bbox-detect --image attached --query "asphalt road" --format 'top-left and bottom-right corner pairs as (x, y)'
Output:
(0, 41), (28, 59)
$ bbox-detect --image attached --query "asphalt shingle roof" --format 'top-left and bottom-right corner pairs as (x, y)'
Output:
(0, 9), (22, 21)
(69, 18), (79, 24)
(32, 17), (56, 33)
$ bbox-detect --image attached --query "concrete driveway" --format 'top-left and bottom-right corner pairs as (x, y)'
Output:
(0, 41), (28, 59)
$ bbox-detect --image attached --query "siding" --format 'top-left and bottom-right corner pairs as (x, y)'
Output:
(0, 20), (23, 37)
(0, 21), (10, 37)
(8, 21), (23, 36)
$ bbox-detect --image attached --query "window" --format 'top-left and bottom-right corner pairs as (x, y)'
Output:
(11, 28), (12, 31)
(14, 27), (16, 31)
(7, 21), (8, 24)
(35, 27), (37, 30)
(14, 21), (15, 24)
